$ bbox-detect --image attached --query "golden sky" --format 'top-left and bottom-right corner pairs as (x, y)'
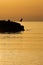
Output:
(0, 0), (43, 21)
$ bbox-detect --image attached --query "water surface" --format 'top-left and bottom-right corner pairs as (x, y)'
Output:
(0, 21), (43, 65)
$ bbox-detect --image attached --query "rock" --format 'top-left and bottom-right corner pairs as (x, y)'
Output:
(0, 20), (24, 33)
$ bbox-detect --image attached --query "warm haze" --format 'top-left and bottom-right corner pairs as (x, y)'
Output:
(0, 0), (43, 21)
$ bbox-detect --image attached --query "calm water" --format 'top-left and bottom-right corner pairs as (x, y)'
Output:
(0, 21), (43, 65)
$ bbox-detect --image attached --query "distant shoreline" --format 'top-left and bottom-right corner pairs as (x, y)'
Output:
(16, 20), (43, 22)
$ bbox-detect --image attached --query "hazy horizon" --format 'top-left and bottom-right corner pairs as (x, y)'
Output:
(0, 0), (43, 21)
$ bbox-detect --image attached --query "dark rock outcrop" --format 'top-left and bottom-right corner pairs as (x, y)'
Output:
(0, 20), (24, 33)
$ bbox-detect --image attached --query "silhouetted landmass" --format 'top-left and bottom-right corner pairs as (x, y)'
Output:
(0, 20), (24, 33)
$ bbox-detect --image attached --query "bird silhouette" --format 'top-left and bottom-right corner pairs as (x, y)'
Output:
(20, 18), (23, 22)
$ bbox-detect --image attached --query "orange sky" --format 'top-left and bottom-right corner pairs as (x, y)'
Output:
(0, 0), (43, 21)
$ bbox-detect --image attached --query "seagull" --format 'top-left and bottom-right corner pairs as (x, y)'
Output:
(20, 18), (23, 22)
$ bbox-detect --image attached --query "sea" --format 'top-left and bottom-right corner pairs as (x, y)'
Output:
(0, 21), (43, 65)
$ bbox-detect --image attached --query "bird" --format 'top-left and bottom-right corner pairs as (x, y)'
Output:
(20, 18), (23, 22)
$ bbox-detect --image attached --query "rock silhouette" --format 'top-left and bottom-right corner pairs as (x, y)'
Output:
(0, 20), (24, 33)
